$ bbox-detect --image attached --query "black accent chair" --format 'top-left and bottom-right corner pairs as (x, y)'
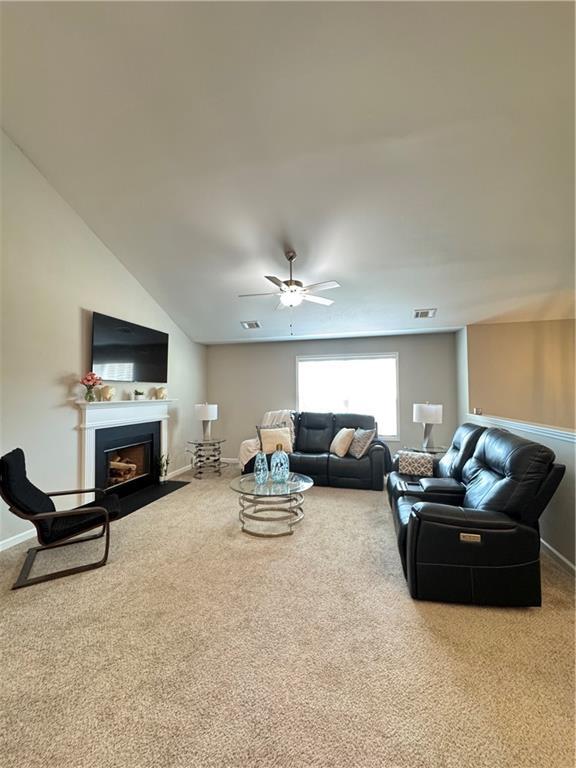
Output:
(0, 448), (125, 589)
(396, 429), (565, 606)
(243, 412), (392, 490)
(386, 423), (486, 512)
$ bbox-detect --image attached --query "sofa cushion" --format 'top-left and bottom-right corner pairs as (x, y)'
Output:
(289, 451), (329, 480)
(328, 454), (371, 480)
(295, 412), (334, 453)
(330, 428), (356, 457)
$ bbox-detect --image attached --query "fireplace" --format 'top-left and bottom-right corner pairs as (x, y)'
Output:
(95, 422), (161, 497)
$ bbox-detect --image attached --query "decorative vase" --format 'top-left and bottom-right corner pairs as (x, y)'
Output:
(84, 388), (96, 403)
(271, 444), (289, 483)
(254, 451), (269, 484)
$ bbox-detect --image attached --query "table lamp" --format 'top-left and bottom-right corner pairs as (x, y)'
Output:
(413, 403), (443, 450)
(194, 403), (218, 440)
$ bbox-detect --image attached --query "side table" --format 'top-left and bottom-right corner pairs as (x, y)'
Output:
(187, 439), (225, 478)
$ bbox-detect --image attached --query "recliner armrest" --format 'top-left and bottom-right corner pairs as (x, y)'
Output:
(411, 502), (517, 529)
(369, 439), (392, 475)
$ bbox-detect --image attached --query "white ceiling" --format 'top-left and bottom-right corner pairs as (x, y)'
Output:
(2, 2), (574, 343)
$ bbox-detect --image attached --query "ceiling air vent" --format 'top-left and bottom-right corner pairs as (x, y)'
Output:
(413, 308), (437, 319)
(240, 320), (261, 330)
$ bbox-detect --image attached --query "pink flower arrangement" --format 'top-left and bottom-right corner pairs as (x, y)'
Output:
(80, 372), (102, 388)
(80, 372), (102, 402)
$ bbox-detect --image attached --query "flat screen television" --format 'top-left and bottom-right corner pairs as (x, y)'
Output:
(91, 312), (169, 383)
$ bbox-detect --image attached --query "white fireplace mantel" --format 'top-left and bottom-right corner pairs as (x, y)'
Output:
(76, 399), (176, 499)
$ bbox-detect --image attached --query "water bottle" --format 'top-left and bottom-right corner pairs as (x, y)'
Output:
(271, 444), (290, 483)
(254, 450), (269, 484)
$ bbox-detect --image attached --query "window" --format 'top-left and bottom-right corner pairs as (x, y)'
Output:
(297, 355), (398, 438)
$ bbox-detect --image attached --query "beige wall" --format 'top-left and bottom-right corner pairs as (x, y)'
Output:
(1, 134), (206, 545)
(207, 333), (459, 457)
(467, 320), (575, 430)
(457, 327), (575, 568)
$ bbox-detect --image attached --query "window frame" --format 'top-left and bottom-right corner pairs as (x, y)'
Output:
(295, 352), (400, 440)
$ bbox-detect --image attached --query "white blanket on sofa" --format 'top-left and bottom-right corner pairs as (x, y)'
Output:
(238, 409), (294, 468)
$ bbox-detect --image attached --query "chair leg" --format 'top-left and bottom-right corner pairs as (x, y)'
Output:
(12, 522), (110, 590)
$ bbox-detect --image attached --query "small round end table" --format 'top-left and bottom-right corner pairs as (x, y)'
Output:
(187, 439), (226, 478)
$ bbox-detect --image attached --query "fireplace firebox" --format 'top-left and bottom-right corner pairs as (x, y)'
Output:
(95, 422), (161, 497)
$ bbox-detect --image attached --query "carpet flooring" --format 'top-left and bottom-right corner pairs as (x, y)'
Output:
(0, 467), (573, 768)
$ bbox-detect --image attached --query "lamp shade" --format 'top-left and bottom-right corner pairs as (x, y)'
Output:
(413, 403), (443, 425)
(194, 403), (218, 421)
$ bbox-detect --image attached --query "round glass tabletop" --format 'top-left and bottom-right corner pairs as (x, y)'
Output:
(230, 472), (314, 497)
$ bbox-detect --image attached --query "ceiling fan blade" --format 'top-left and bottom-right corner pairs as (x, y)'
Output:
(303, 280), (340, 292)
(265, 275), (286, 290)
(302, 294), (334, 306)
(238, 291), (281, 298)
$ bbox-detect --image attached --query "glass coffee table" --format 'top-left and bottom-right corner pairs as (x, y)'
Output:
(230, 472), (314, 538)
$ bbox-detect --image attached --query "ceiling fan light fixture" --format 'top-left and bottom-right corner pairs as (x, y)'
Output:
(279, 290), (304, 307)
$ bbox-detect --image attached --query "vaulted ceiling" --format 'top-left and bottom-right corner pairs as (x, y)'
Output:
(2, 2), (574, 343)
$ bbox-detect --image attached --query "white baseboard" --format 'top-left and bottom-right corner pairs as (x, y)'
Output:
(541, 538), (575, 574)
(166, 464), (193, 480)
(0, 528), (36, 552)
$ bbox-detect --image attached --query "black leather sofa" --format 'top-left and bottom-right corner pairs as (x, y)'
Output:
(391, 427), (565, 607)
(243, 411), (392, 491)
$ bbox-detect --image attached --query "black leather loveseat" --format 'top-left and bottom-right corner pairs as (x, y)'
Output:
(390, 427), (565, 607)
(243, 411), (392, 491)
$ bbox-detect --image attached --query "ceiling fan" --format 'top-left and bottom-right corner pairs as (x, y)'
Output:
(238, 249), (340, 309)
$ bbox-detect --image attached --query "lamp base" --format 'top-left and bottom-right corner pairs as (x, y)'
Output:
(202, 421), (212, 441)
(422, 423), (434, 451)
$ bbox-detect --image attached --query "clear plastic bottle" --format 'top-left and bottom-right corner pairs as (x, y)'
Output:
(254, 450), (269, 484)
(271, 443), (290, 482)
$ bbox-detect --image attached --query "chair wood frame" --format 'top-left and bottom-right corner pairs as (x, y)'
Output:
(1, 487), (111, 590)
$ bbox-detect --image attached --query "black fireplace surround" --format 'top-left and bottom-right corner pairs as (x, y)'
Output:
(95, 422), (161, 497)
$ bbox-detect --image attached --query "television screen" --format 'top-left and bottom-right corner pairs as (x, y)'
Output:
(91, 312), (169, 383)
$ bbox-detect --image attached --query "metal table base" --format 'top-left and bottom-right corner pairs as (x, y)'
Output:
(238, 491), (305, 537)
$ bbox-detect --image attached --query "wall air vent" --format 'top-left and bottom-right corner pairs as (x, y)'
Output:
(413, 308), (437, 319)
(240, 320), (261, 330)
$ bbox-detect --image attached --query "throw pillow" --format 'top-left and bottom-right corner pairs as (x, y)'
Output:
(257, 421), (287, 442)
(348, 428), (376, 459)
(397, 451), (434, 476)
(258, 426), (293, 454)
(329, 427), (356, 458)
